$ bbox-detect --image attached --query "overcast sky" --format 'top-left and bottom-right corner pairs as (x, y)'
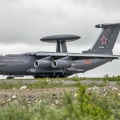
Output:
(0, 0), (120, 77)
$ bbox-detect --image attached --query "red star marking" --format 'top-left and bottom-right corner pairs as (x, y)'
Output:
(101, 36), (107, 44)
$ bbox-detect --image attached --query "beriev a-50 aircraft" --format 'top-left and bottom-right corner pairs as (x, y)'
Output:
(0, 23), (120, 79)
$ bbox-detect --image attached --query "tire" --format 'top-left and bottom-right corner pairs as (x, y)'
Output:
(55, 75), (60, 78)
(64, 75), (67, 78)
(59, 75), (67, 78)
(7, 77), (14, 79)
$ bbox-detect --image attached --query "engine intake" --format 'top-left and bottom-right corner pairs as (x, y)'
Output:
(52, 56), (71, 68)
(34, 56), (52, 68)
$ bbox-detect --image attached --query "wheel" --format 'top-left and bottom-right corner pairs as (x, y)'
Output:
(64, 75), (67, 78)
(34, 75), (40, 78)
(7, 76), (14, 79)
(55, 75), (60, 78)
(59, 75), (67, 78)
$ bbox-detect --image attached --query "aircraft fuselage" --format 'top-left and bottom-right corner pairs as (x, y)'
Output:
(0, 53), (111, 78)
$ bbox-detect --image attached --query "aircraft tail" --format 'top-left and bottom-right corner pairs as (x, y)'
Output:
(82, 23), (120, 54)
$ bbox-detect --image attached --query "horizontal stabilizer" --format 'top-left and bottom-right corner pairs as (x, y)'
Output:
(95, 23), (120, 28)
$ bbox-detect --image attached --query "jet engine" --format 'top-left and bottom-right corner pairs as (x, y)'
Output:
(52, 56), (72, 68)
(34, 56), (52, 68)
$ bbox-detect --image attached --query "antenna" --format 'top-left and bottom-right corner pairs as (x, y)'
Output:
(40, 34), (80, 53)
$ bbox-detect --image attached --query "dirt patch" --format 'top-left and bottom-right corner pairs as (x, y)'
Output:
(0, 87), (77, 95)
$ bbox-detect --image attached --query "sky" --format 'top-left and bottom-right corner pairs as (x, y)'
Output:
(0, 0), (120, 78)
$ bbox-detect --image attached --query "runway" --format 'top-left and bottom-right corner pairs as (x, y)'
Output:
(0, 79), (117, 86)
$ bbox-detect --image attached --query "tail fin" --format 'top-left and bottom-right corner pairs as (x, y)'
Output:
(82, 23), (120, 54)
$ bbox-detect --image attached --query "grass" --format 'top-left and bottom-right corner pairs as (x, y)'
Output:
(1, 74), (120, 81)
(0, 83), (120, 119)
(34, 75), (120, 81)
(0, 76), (120, 119)
(0, 74), (120, 90)
(0, 79), (78, 90)
(0, 77), (119, 119)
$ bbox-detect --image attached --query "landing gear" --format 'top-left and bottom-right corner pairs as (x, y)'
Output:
(34, 74), (68, 78)
(34, 75), (51, 78)
(34, 75), (43, 78)
(7, 75), (14, 79)
(59, 75), (67, 78)
(64, 75), (67, 78)
(52, 75), (67, 78)
(55, 75), (60, 78)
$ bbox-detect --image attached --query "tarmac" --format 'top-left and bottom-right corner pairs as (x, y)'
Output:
(0, 79), (117, 86)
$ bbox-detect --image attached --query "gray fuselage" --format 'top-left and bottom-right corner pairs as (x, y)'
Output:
(0, 53), (111, 78)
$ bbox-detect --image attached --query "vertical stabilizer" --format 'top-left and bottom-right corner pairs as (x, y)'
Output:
(83, 23), (120, 54)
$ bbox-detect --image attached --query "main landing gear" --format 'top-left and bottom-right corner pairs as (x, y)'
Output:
(7, 75), (14, 79)
(34, 74), (67, 78)
(53, 75), (67, 78)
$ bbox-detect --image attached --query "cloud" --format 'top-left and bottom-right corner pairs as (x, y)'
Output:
(0, 0), (120, 46)
(0, 0), (120, 77)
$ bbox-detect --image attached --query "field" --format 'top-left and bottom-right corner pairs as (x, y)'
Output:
(0, 75), (120, 120)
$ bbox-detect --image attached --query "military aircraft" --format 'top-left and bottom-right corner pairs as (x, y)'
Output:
(0, 23), (120, 79)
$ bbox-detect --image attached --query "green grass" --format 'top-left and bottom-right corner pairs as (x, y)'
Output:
(34, 75), (120, 81)
(0, 76), (120, 119)
(1, 74), (120, 81)
(0, 83), (120, 119)
(0, 75), (120, 90)
(0, 80), (78, 90)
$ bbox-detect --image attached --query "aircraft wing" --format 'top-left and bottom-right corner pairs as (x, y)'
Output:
(30, 52), (119, 60)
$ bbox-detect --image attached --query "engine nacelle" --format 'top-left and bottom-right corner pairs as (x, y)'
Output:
(34, 56), (52, 68)
(52, 56), (71, 68)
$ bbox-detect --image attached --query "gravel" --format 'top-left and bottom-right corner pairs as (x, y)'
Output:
(0, 79), (119, 108)
(0, 87), (77, 107)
